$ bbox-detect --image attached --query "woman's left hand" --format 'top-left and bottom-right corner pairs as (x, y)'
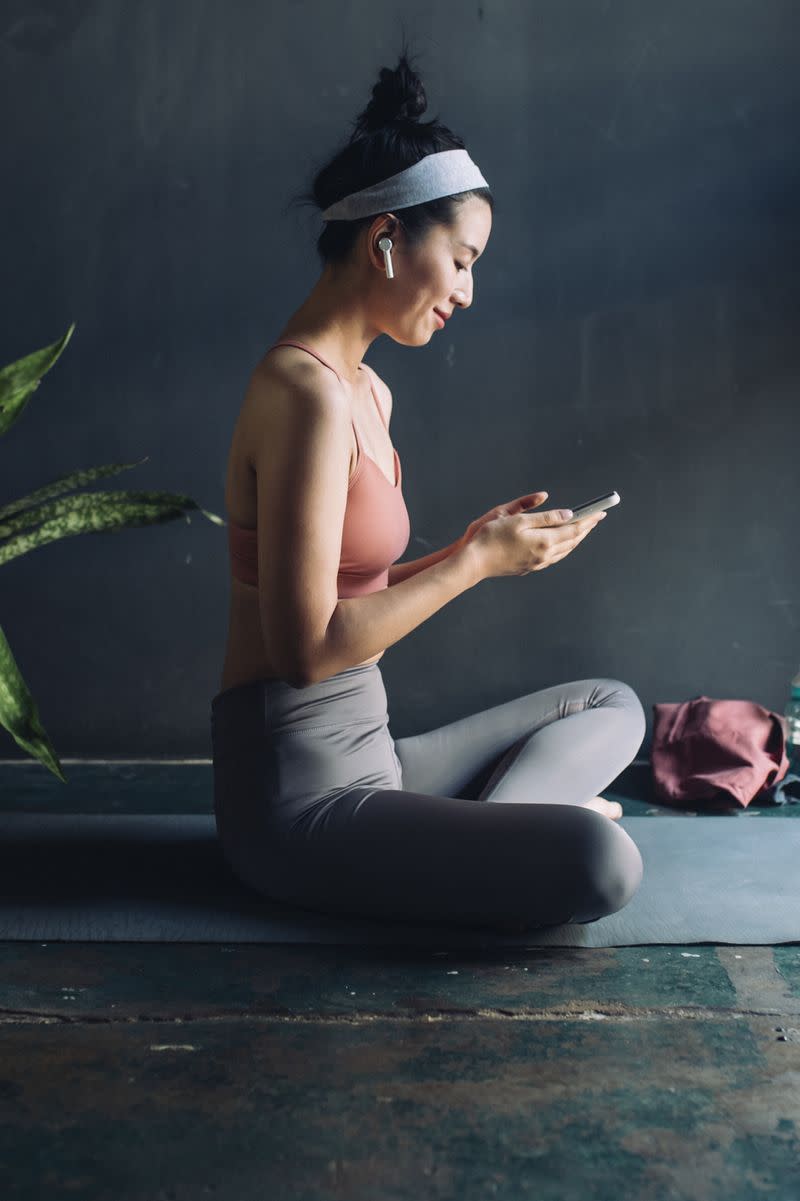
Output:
(454, 490), (550, 551)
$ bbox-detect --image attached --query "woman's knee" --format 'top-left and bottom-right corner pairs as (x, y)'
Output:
(602, 679), (648, 757)
(575, 810), (644, 921)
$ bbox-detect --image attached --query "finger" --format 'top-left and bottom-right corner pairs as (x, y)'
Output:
(561, 521), (590, 541)
(512, 490), (548, 511)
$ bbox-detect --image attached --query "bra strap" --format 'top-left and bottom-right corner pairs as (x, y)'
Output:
(359, 361), (389, 431)
(266, 339), (385, 452)
(266, 339), (343, 383)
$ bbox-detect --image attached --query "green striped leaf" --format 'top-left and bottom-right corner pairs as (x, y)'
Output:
(0, 623), (66, 783)
(0, 322), (226, 781)
(0, 322), (75, 437)
(0, 457), (152, 521)
(0, 489), (225, 548)
(0, 491), (223, 566)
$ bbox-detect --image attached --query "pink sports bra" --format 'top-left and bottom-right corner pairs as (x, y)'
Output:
(227, 339), (411, 598)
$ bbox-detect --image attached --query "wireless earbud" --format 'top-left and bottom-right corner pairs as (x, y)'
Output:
(378, 237), (394, 279)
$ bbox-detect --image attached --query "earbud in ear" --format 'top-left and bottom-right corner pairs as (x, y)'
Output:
(378, 236), (394, 280)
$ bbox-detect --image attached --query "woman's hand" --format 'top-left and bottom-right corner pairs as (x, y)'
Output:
(464, 493), (605, 580)
(455, 490), (551, 552)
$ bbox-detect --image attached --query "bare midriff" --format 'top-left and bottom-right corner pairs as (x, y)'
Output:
(218, 349), (394, 693)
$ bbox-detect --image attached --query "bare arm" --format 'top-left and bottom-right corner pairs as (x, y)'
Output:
(313, 542), (481, 683)
(251, 362), (483, 690)
(387, 539), (463, 586)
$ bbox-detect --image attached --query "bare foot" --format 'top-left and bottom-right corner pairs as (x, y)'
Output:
(579, 796), (623, 821)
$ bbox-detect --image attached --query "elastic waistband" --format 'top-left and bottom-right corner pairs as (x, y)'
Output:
(210, 661), (387, 742)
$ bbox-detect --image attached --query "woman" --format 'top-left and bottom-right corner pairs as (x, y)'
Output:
(210, 51), (645, 932)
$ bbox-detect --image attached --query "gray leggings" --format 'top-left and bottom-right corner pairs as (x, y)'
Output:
(210, 663), (646, 931)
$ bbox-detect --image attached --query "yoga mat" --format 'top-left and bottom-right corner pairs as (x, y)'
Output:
(0, 812), (797, 946)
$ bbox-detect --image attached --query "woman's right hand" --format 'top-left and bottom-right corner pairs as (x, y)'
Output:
(469, 504), (607, 579)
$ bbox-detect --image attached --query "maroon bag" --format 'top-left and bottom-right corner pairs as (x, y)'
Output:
(651, 695), (791, 809)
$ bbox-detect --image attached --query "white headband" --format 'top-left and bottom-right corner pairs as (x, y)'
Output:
(320, 148), (489, 222)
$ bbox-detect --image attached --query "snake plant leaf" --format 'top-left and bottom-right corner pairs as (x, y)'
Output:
(0, 490), (224, 566)
(0, 322), (226, 782)
(0, 457), (152, 521)
(0, 487), (225, 542)
(0, 622), (66, 783)
(0, 322), (75, 438)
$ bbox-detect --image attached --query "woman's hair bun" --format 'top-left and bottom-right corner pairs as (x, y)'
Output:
(352, 51), (427, 136)
(288, 36), (492, 268)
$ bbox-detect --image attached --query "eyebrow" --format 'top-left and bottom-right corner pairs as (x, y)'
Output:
(458, 241), (480, 259)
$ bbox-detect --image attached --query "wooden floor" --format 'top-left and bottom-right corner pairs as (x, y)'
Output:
(1, 941), (800, 1199)
(1, 760), (799, 1199)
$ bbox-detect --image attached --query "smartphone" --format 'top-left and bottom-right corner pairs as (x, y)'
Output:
(563, 490), (620, 523)
(523, 491), (620, 523)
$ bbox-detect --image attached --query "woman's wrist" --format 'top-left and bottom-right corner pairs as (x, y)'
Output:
(453, 537), (485, 586)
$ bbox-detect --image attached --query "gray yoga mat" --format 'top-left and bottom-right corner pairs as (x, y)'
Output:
(0, 811), (797, 946)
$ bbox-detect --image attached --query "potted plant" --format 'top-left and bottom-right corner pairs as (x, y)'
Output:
(0, 322), (224, 784)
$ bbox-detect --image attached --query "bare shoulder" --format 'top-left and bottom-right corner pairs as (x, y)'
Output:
(240, 351), (348, 468)
(246, 348), (345, 422)
(249, 346), (333, 403)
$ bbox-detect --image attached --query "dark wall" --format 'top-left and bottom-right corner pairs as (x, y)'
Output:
(1, 0), (797, 758)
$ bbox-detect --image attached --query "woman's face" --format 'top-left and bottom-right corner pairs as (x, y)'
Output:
(376, 197), (492, 345)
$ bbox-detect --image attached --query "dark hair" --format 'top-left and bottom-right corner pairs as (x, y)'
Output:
(287, 40), (493, 268)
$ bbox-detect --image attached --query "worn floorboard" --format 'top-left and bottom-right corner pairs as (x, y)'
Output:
(1, 942), (799, 1200)
(1, 762), (798, 1199)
